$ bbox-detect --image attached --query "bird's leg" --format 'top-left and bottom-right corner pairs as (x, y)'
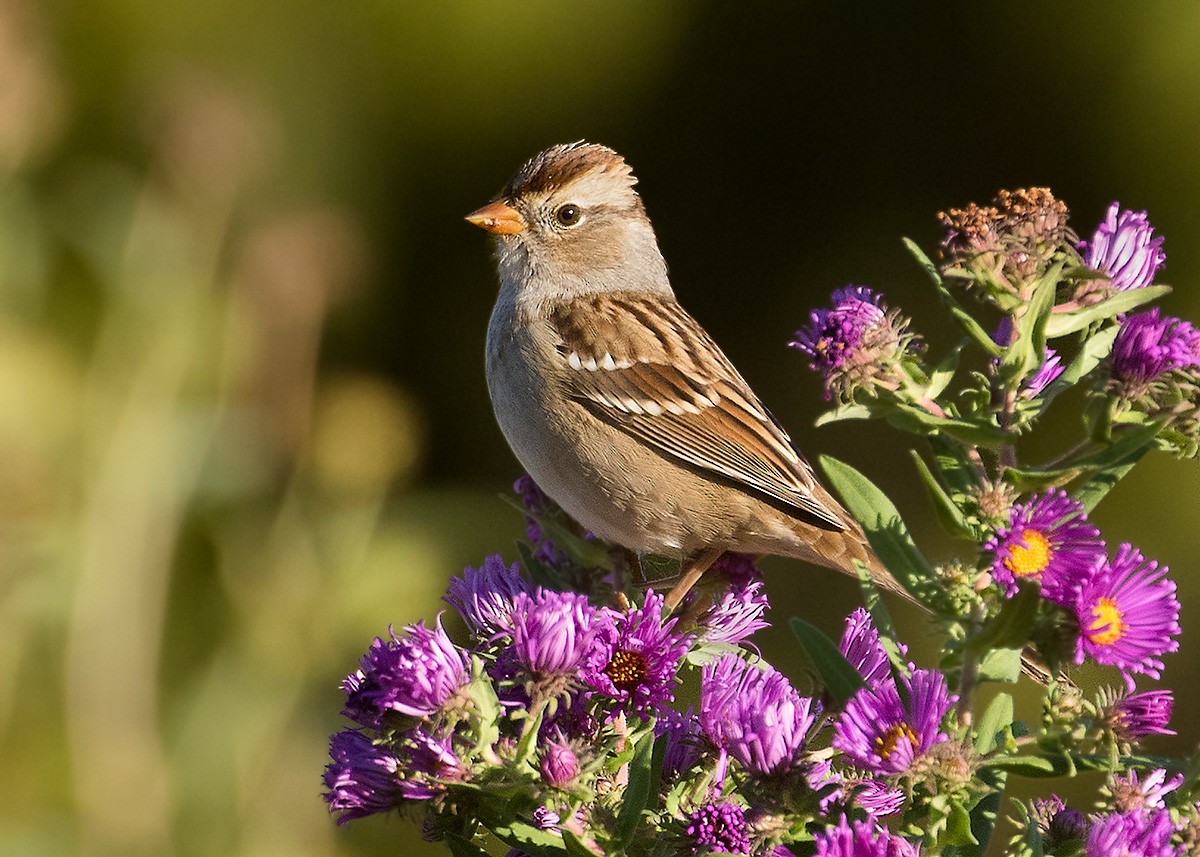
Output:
(664, 546), (725, 613)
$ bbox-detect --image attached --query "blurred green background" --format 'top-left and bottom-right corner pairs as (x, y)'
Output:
(1, 3), (1198, 855)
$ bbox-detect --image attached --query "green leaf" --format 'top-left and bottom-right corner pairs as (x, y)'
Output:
(904, 237), (1003, 356)
(1004, 420), (1162, 496)
(790, 618), (867, 706)
(492, 820), (563, 855)
(928, 434), (977, 496)
(1038, 324), (1118, 405)
(980, 754), (1064, 777)
(819, 455), (950, 612)
(815, 402), (876, 426)
(941, 798), (979, 848)
(977, 647), (1023, 684)
(1075, 455), (1145, 512)
(926, 341), (965, 398)
(1046, 284), (1171, 337)
(447, 834), (494, 857)
(910, 450), (973, 539)
(886, 402), (1007, 447)
(975, 692), (1014, 754)
(966, 769), (1008, 854)
(1006, 802), (1045, 857)
(967, 586), (1040, 654)
(1000, 264), (1060, 385)
(615, 730), (656, 847)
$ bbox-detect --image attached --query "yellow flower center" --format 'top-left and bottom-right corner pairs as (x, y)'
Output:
(1004, 529), (1052, 578)
(604, 650), (649, 692)
(1087, 597), (1126, 646)
(875, 723), (919, 761)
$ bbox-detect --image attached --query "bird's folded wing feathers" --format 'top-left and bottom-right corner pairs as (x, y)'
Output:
(547, 294), (847, 530)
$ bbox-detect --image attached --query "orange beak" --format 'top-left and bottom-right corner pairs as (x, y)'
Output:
(465, 199), (527, 235)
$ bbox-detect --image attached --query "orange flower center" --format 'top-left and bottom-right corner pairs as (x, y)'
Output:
(1004, 529), (1052, 578)
(875, 723), (919, 761)
(1087, 597), (1126, 646)
(604, 650), (649, 692)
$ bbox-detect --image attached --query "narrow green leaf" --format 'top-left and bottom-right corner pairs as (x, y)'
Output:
(1041, 324), (1117, 397)
(980, 754), (1064, 777)
(1046, 284), (1171, 337)
(1000, 265), (1059, 385)
(887, 402), (1007, 448)
(904, 237), (1003, 356)
(942, 798), (978, 847)
(1004, 420), (1162, 495)
(977, 647), (1023, 684)
(926, 341), (965, 398)
(819, 455), (950, 612)
(910, 450), (973, 539)
(967, 769), (1008, 854)
(492, 820), (562, 855)
(615, 730), (656, 847)
(975, 692), (1014, 754)
(1075, 456), (1145, 512)
(815, 402), (875, 426)
(928, 434), (977, 496)
(790, 617), (867, 705)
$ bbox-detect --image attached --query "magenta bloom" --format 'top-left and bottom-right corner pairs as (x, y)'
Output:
(1106, 689), (1175, 740)
(508, 589), (600, 682)
(444, 554), (529, 638)
(814, 816), (920, 857)
(323, 730), (402, 823)
(986, 490), (1105, 605)
(342, 617), (469, 728)
(833, 668), (956, 775)
(683, 802), (752, 855)
(1110, 309), (1200, 391)
(792, 286), (887, 372)
(699, 654), (819, 778)
(538, 734), (580, 788)
(661, 707), (707, 781)
(1110, 768), (1184, 813)
(697, 578), (770, 644)
(1079, 202), (1166, 291)
(1074, 544), (1180, 680)
(584, 590), (692, 716)
(400, 727), (464, 800)
(1085, 809), (1182, 857)
(838, 607), (895, 686)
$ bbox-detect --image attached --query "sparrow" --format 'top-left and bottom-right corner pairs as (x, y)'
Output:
(467, 142), (904, 610)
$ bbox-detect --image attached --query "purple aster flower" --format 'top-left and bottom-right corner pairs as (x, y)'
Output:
(853, 779), (908, 818)
(838, 608), (895, 686)
(505, 589), (600, 700)
(833, 668), (956, 775)
(538, 733), (580, 788)
(683, 802), (752, 856)
(323, 730), (402, 823)
(399, 727), (465, 800)
(1079, 202), (1166, 291)
(696, 578), (770, 644)
(1100, 688), (1175, 741)
(533, 806), (561, 830)
(1086, 809), (1182, 857)
(444, 554), (529, 638)
(813, 816), (920, 857)
(1033, 795), (1089, 849)
(791, 287), (913, 401)
(1074, 543), (1181, 680)
(584, 590), (692, 717)
(699, 654), (819, 778)
(710, 552), (763, 587)
(661, 707), (707, 781)
(985, 489), (1105, 606)
(1111, 768), (1185, 813)
(1110, 309), (1200, 393)
(342, 617), (469, 728)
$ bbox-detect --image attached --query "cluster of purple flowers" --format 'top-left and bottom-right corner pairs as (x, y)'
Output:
(986, 489), (1181, 682)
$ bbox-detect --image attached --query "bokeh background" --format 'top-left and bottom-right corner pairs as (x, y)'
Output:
(1, 3), (1198, 855)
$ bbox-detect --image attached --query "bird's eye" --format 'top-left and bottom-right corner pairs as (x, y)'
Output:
(554, 204), (583, 228)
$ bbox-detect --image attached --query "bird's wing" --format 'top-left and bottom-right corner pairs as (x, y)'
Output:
(547, 293), (847, 530)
